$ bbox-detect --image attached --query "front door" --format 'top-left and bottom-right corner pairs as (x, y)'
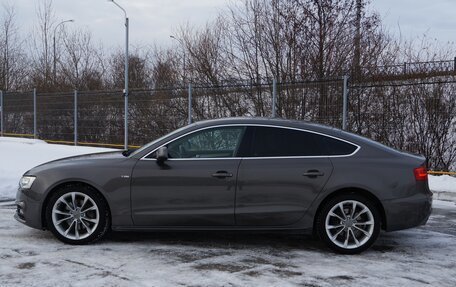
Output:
(131, 126), (245, 226)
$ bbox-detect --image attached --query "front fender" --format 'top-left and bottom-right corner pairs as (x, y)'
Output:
(27, 157), (137, 228)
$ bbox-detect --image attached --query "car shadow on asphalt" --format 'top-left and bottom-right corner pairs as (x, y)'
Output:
(107, 230), (327, 251)
(107, 230), (401, 254)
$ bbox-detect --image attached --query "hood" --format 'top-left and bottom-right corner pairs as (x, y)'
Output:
(39, 151), (124, 165)
(26, 151), (126, 175)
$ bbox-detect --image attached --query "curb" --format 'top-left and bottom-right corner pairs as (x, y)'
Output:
(432, 191), (456, 203)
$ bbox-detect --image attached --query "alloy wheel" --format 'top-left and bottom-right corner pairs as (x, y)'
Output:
(51, 192), (100, 240)
(325, 200), (375, 250)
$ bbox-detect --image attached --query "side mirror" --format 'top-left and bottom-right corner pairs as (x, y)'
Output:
(156, 146), (168, 164)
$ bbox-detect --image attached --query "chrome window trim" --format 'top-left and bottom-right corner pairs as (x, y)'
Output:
(141, 123), (361, 161)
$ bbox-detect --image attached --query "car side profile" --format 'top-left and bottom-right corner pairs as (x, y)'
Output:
(15, 118), (432, 254)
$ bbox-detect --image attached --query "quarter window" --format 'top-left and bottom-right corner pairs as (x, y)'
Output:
(166, 127), (245, 159)
(319, 135), (358, 155)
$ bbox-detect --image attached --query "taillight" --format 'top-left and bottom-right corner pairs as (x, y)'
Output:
(414, 165), (428, 181)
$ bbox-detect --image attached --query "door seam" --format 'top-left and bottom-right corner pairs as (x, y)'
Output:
(233, 158), (243, 226)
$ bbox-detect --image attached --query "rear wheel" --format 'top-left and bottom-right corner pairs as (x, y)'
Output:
(45, 184), (110, 244)
(316, 194), (381, 254)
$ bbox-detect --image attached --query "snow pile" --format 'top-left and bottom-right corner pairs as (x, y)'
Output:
(0, 137), (114, 200)
(428, 175), (456, 193)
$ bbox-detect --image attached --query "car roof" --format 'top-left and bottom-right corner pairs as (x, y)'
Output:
(193, 117), (342, 135)
(191, 117), (405, 156)
(132, 117), (414, 159)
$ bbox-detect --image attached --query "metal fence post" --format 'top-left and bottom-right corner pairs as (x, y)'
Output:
(342, 75), (349, 130)
(74, 90), (78, 146)
(33, 88), (37, 139)
(272, 78), (277, 117)
(0, 90), (3, 137)
(188, 83), (192, 124)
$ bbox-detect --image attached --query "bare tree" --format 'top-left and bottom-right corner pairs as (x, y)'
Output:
(59, 28), (106, 91)
(29, 0), (56, 91)
(108, 47), (152, 90)
(0, 3), (28, 90)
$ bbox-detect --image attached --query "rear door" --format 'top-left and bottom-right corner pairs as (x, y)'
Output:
(235, 126), (334, 226)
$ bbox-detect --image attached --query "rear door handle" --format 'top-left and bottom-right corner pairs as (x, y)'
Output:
(302, 170), (325, 177)
(212, 171), (233, 178)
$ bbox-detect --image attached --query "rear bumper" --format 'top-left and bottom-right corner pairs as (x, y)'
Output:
(382, 192), (432, 232)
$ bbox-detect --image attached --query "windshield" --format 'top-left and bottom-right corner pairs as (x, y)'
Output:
(128, 125), (192, 157)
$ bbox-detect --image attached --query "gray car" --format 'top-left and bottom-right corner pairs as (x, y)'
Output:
(15, 118), (432, 254)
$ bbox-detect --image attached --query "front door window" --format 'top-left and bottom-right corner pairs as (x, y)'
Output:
(167, 127), (245, 159)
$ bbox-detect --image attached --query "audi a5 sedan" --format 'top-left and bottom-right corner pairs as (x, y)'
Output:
(15, 118), (432, 253)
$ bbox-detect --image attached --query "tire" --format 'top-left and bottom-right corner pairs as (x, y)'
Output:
(45, 184), (110, 245)
(316, 193), (381, 254)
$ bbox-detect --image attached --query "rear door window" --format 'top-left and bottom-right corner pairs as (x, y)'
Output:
(247, 126), (357, 157)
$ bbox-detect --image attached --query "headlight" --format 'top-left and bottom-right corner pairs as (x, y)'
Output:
(19, 176), (36, 190)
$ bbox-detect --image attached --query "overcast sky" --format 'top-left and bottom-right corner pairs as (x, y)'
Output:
(370, 0), (456, 44)
(6, 0), (456, 50)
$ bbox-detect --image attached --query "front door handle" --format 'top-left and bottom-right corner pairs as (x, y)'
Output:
(212, 171), (233, 178)
(302, 170), (325, 178)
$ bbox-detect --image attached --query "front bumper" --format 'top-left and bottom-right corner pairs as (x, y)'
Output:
(382, 192), (432, 232)
(15, 188), (44, 230)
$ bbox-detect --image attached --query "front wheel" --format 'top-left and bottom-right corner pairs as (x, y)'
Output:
(316, 194), (381, 254)
(45, 185), (110, 244)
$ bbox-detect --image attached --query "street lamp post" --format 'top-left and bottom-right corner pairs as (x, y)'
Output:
(53, 19), (74, 83)
(108, 0), (129, 150)
(169, 35), (186, 82)
(170, 35), (192, 124)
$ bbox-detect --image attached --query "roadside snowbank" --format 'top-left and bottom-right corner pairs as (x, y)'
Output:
(0, 137), (114, 199)
(428, 175), (456, 193)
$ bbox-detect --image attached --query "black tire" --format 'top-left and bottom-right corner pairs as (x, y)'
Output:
(316, 193), (381, 254)
(45, 184), (110, 245)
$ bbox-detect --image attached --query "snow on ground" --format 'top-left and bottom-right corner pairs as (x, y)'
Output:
(0, 137), (115, 200)
(0, 201), (454, 286)
(429, 175), (456, 193)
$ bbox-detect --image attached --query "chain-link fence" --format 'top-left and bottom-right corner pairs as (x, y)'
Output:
(0, 79), (346, 146)
(0, 76), (455, 170)
(349, 77), (456, 170)
(0, 91), (34, 137)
